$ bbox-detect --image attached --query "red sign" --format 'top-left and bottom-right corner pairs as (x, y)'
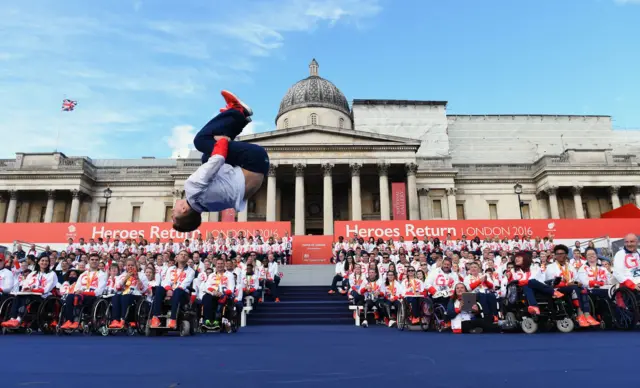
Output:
(0, 222), (291, 244)
(291, 235), (334, 265)
(391, 182), (407, 220)
(220, 209), (236, 222)
(334, 219), (639, 240)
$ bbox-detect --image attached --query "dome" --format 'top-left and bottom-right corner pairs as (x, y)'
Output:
(276, 59), (351, 123)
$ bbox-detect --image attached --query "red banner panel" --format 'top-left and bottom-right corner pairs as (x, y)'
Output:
(391, 182), (407, 220)
(0, 222), (291, 244)
(291, 235), (334, 265)
(334, 219), (639, 241)
(220, 209), (236, 222)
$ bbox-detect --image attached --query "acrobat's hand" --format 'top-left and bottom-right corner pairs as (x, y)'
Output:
(212, 137), (229, 159)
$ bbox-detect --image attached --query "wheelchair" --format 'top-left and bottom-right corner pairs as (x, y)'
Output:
(397, 295), (431, 332)
(145, 292), (197, 337)
(56, 294), (110, 336)
(1, 294), (61, 335)
(501, 281), (574, 334)
(104, 295), (151, 336)
(429, 291), (451, 333)
(608, 285), (640, 330)
(198, 295), (239, 334)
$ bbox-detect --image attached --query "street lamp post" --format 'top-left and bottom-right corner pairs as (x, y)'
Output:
(103, 187), (112, 222)
(513, 183), (523, 219)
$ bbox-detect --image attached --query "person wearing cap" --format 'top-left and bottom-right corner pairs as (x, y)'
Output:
(60, 253), (107, 330)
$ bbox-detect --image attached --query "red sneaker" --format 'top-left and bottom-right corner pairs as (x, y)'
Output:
(69, 322), (80, 330)
(150, 317), (161, 328)
(220, 90), (253, 117)
(577, 315), (589, 328)
(167, 319), (177, 329)
(586, 315), (600, 326)
(61, 320), (73, 330)
(527, 306), (541, 315)
(4, 319), (19, 328)
(108, 320), (121, 329)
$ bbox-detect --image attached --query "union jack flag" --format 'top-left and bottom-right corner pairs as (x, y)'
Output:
(61, 99), (77, 112)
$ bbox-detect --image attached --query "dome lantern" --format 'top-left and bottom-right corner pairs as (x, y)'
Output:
(309, 58), (319, 77)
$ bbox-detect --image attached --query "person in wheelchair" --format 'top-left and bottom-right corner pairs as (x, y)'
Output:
(578, 247), (613, 300)
(402, 267), (425, 324)
(613, 233), (640, 292)
(60, 254), (107, 330)
(348, 264), (367, 306)
(57, 270), (80, 297)
(0, 256), (15, 302)
(425, 258), (458, 307)
(448, 283), (485, 334)
(150, 250), (195, 329)
(201, 257), (235, 330)
(464, 262), (499, 322)
(508, 253), (562, 316)
(361, 268), (382, 328)
(543, 244), (599, 327)
(2, 256), (57, 329)
(381, 270), (403, 328)
(108, 258), (150, 329)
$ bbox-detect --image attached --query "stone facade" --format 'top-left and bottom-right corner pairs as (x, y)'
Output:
(1, 60), (639, 234)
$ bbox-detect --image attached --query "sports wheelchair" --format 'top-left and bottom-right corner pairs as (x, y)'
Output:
(0, 293), (61, 335)
(145, 291), (197, 337)
(606, 285), (640, 330)
(104, 294), (151, 336)
(198, 294), (240, 334)
(56, 294), (109, 336)
(501, 281), (575, 334)
(396, 295), (431, 332)
(429, 291), (452, 332)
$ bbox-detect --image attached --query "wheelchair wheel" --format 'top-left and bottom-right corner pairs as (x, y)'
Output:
(521, 317), (538, 334)
(556, 317), (574, 333)
(179, 320), (191, 337)
(230, 308), (239, 333)
(0, 297), (14, 325)
(92, 299), (110, 336)
(612, 287), (640, 330)
(136, 300), (151, 335)
(37, 297), (61, 334)
(419, 299), (432, 332)
(397, 302), (406, 331)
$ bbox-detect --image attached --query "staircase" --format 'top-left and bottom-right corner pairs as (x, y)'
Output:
(247, 286), (353, 326)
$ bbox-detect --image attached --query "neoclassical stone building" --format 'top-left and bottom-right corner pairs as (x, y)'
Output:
(1, 59), (640, 235)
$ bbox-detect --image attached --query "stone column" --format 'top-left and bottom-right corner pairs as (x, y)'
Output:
(418, 188), (430, 220)
(609, 186), (621, 209)
(547, 186), (560, 219)
(44, 190), (55, 223)
(69, 189), (81, 222)
(266, 164), (277, 222)
(322, 163), (334, 235)
(406, 163), (419, 220)
(572, 186), (584, 219)
(5, 190), (18, 223)
(631, 186), (640, 208)
(209, 212), (219, 222)
(350, 163), (362, 221)
(378, 163), (390, 220)
(535, 192), (549, 219)
(446, 188), (457, 220)
(294, 163), (306, 235)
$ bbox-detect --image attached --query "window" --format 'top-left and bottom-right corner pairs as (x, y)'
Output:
(310, 113), (317, 125)
(582, 203), (590, 219)
(164, 206), (173, 222)
(283, 118), (289, 129)
(522, 204), (531, 219)
(432, 200), (442, 218)
(339, 118), (344, 128)
(489, 203), (498, 220)
(456, 204), (465, 220)
(131, 206), (141, 222)
(98, 206), (107, 222)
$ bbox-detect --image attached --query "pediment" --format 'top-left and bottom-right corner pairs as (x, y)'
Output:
(238, 126), (421, 146)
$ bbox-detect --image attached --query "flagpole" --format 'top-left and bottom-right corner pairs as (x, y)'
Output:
(55, 95), (64, 153)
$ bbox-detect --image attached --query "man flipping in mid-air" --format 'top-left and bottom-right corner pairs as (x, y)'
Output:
(172, 91), (269, 232)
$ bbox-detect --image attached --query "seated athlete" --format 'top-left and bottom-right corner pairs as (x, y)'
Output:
(172, 90), (269, 232)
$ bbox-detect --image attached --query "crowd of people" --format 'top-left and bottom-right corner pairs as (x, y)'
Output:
(0, 233), (288, 333)
(327, 233), (639, 333)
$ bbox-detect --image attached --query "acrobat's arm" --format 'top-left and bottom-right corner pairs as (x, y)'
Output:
(185, 138), (229, 190)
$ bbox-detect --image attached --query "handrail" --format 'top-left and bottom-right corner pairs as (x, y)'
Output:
(12, 240), (49, 253)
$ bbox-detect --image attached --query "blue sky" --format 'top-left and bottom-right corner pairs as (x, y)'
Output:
(0, 0), (638, 159)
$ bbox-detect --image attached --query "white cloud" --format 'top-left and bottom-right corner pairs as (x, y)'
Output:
(166, 125), (196, 159)
(0, 0), (382, 158)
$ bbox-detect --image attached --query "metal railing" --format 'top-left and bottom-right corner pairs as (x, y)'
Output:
(12, 240), (49, 254)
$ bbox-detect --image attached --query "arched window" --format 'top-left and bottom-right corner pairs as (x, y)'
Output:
(283, 118), (289, 129)
(339, 118), (344, 129)
(310, 113), (317, 125)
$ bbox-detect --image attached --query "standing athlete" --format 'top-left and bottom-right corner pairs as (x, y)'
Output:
(172, 91), (269, 232)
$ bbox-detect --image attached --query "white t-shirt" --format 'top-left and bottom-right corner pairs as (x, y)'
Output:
(185, 155), (247, 213)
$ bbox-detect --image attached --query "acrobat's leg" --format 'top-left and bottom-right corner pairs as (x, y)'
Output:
(193, 91), (252, 164)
